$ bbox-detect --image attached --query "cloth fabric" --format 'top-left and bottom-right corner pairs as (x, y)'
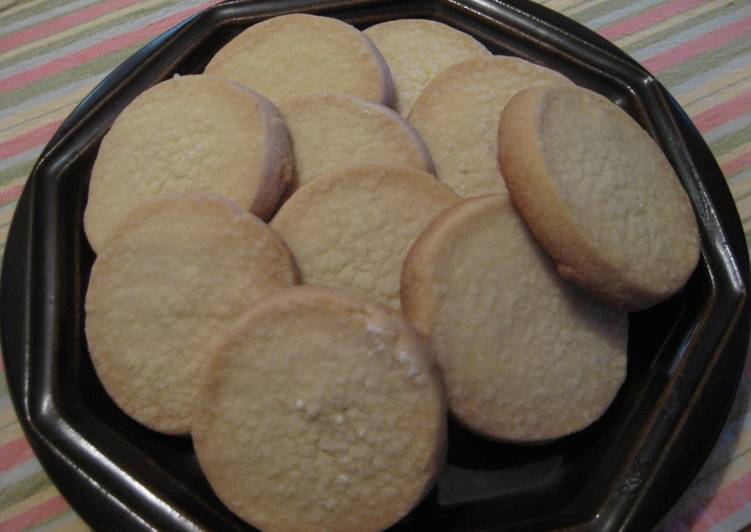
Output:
(0, 0), (748, 530)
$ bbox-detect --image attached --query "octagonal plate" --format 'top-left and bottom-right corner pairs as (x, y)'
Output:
(1, 1), (748, 530)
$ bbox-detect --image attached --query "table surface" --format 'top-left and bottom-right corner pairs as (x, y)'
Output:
(0, 0), (749, 530)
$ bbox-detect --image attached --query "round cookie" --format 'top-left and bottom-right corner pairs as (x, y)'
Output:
(407, 55), (571, 197)
(498, 85), (700, 311)
(205, 14), (394, 107)
(192, 285), (446, 532)
(85, 74), (292, 252)
(270, 164), (461, 308)
(85, 194), (299, 435)
(401, 195), (628, 442)
(278, 94), (434, 193)
(364, 19), (490, 116)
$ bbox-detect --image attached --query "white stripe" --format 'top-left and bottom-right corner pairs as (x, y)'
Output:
(709, 500), (751, 532)
(631, 4), (751, 61)
(586, 0), (664, 29)
(704, 112), (751, 144)
(0, 72), (105, 123)
(0, 455), (42, 491)
(0, 0), (100, 38)
(672, 52), (751, 96)
(0, 0), (208, 81)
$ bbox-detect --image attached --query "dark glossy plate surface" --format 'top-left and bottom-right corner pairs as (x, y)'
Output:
(1, 1), (748, 530)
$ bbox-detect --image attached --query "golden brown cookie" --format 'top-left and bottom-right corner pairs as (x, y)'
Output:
(408, 55), (571, 197)
(192, 285), (446, 532)
(364, 19), (489, 115)
(84, 74), (292, 252)
(271, 164), (461, 308)
(278, 94), (433, 193)
(401, 195), (628, 442)
(85, 194), (299, 435)
(205, 14), (394, 107)
(498, 85), (700, 310)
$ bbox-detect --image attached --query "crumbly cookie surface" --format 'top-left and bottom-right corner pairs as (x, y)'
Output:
(85, 194), (298, 434)
(271, 164), (461, 308)
(401, 195), (627, 441)
(205, 14), (394, 107)
(279, 94), (433, 192)
(85, 74), (291, 251)
(408, 56), (570, 197)
(499, 85), (700, 310)
(193, 286), (446, 532)
(364, 19), (489, 115)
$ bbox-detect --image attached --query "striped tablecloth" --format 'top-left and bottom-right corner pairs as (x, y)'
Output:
(0, 1), (749, 530)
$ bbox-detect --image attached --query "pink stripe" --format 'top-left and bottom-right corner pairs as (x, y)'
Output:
(0, 437), (34, 472)
(0, 2), (216, 95)
(674, 470), (751, 530)
(693, 90), (751, 133)
(643, 16), (751, 74)
(0, 0), (144, 54)
(721, 148), (751, 177)
(0, 120), (61, 160)
(0, 496), (68, 531)
(0, 184), (23, 205)
(599, 0), (706, 41)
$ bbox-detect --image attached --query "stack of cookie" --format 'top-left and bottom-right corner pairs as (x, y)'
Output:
(83, 13), (700, 531)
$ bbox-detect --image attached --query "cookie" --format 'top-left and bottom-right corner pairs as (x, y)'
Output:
(401, 195), (628, 442)
(278, 94), (434, 193)
(84, 74), (291, 252)
(192, 285), (446, 532)
(407, 55), (571, 197)
(85, 194), (299, 435)
(498, 85), (700, 311)
(271, 164), (461, 308)
(205, 14), (394, 107)
(364, 19), (489, 115)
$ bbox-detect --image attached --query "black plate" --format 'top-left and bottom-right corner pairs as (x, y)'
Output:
(1, 1), (748, 530)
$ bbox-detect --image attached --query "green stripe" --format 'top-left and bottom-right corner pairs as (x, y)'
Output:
(1, 407), (24, 431)
(0, 100), (78, 136)
(0, 160), (35, 187)
(0, 0), (176, 71)
(0, 0), (84, 33)
(734, 188), (751, 205)
(1, 44), (139, 112)
(621, 2), (736, 56)
(0, 469), (54, 508)
(656, 38), (751, 89)
(0, 423), (23, 439)
(731, 179), (751, 206)
(29, 508), (77, 531)
(707, 123), (751, 157)
(0, 374), (8, 397)
(728, 166), (751, 185)
(680, 72), (751, 111)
